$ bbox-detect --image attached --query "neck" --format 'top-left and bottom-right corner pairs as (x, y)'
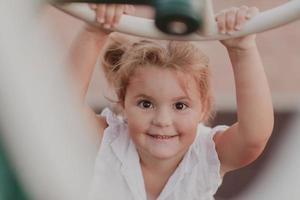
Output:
(138, 149), (188, 199)
(138, 148), (187, 176)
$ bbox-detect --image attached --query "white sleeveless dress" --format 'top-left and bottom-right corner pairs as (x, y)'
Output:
(89, 108), (228, 200)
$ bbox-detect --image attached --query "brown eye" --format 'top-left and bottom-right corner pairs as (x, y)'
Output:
(174, 102), (187, 110)
(138, 100), (153, 109)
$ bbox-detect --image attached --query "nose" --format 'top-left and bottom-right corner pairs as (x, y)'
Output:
(152, 108), (172, 127)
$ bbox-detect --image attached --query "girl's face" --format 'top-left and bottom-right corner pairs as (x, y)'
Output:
(123, 66), (203, 161)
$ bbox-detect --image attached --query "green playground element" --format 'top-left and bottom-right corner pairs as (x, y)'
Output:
(0, 136), (29, 200)
(154, 0), (201, 35)
(54, 0), (202, 35)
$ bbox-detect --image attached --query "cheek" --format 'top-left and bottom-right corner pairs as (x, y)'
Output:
(126, 111), (151, 134)
(175, 113), (199, 137)
(177, 120), (198, 135)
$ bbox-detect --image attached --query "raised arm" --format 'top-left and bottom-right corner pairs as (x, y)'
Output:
(68, 4), (135, 142)
(69, 25), (108, 102)
(69, 4), (135, 103)
(213, 6), (274, 176)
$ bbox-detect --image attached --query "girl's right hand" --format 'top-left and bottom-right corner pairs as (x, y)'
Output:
(89, 4), (135, 29)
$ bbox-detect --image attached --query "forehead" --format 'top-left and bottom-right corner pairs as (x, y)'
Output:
(126, 66), (200, 100)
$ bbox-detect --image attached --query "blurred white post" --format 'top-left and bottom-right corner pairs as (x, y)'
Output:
(0, 1), (98, 199)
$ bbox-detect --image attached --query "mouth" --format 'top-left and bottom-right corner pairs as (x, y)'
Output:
(146, 133), (178, 140)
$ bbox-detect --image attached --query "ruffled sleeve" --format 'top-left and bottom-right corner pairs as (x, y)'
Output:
(89, 108), (140, 200)
(194, 124), (229, 196)
(99, 107), (126, 143)
(98, 107), (131, 164)
(100, 107), (123, 126)
(207, 125), (228, 190)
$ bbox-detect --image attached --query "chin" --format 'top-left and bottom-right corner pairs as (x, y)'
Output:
(148, 147), (186, 161)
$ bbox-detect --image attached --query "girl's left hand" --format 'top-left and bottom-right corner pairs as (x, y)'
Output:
(216, 6), (259, 51)
(89, 4), (135, 29)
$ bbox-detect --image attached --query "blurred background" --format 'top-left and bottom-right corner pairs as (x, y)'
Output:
(1, 0), (299, 199)
(42, 0), (300, 199)
(41, 0), (300, 112)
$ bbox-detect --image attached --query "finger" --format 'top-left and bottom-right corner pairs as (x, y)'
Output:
(105, 4), (116, 29)
(96, 4), (106, 23)
(235, 6), (248, 30)
(246, 7), (259, 19)
(225, 7), (238, 34)
(88, 4), (97, 10)
(113, 5), (125, 27)
(215, 11), (226, 34)
(124, 5), (135, 14)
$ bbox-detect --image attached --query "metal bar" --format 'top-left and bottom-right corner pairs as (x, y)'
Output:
(53, 0), (152, 5)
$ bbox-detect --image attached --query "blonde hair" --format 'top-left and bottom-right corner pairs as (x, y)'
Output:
(101, 35), (214, 122)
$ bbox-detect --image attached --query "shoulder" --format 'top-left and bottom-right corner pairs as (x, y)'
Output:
(99, 107), (124, 127)
(194, 124), (229, 177)
(174, 124), (228, 196)
(96, 115), (108, 130)
(83, 107), (108, 145)
(192, 124), (228, 154)
(96, 115), (108, 142)
(97, 107), (128, 143)
(86, 107), (122, 146)
(213, 123), (268, 177)
(195, 124), (228, 146)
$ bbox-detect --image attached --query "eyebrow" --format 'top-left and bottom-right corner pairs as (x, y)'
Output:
(172, 96), (191, 101)
(133, 94), (154, 100)
(133, 94), (191, 102)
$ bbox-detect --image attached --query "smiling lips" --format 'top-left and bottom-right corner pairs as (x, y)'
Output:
(147, 133), (178, 140)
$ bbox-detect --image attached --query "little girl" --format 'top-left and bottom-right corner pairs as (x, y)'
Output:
(69, 4), (274, 200)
